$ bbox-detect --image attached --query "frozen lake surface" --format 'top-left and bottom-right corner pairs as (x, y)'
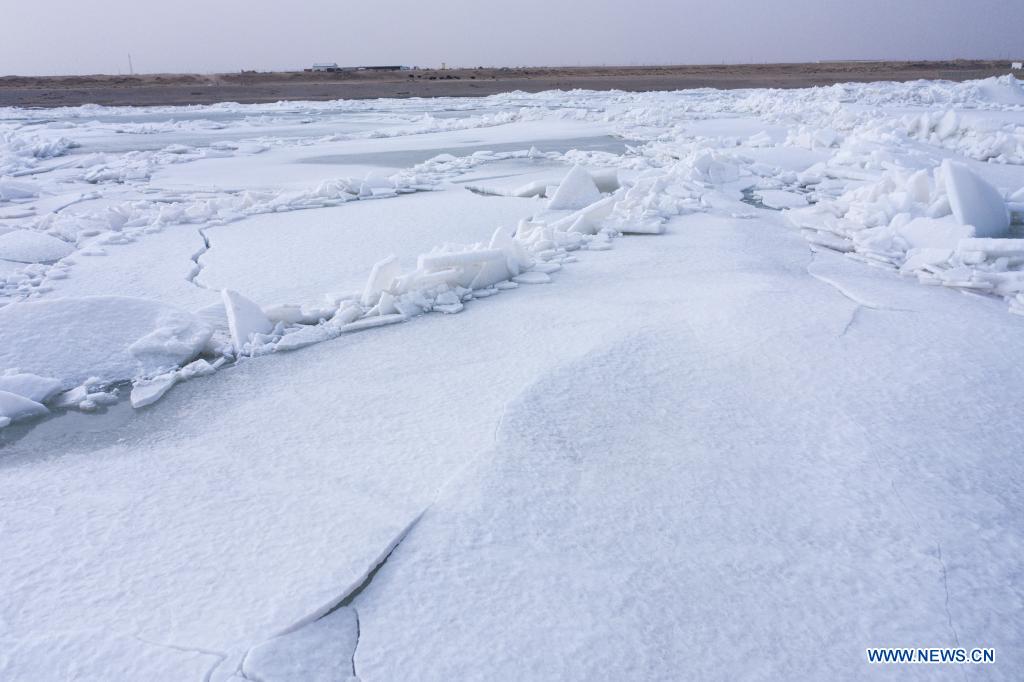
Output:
(2, 78), (1024, 681)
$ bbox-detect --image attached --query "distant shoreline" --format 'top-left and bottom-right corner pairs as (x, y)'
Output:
(1, 60), (1018, 108)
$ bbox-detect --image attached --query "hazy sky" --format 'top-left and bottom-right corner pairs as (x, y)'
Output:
(3, 0), (1022, 75)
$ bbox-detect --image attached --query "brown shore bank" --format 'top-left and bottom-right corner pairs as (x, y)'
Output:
(0, 60), (1018, 108)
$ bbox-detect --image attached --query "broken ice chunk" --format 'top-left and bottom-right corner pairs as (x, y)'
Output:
(511, 180), (548, 198)
(275, 326), (332, 352)
(941, 160), (1011, 238)
(130, 373), (180, 409)
(591, 168), (620, 193)
(0, 373), (62, 404)
(361, 255), (402, 307)
(547, 164), (602, 210)
(897, 216), (975, 250)
(222, 289), (274, 354)
(513, 271), (552, 284)
(0, 389), (48, 424)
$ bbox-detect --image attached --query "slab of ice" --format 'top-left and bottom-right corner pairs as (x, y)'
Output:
(511, 180), (547, 198)
(547, 165), (602, 211)
(361, 256), (402, 307)
(123, 361), (216, 412)
(0, 178), (38, 201)
(0, 296), (211, 390)
(222, 289), (274, 354)
(130, 373), (180, 409)
(243, 607), (359, 682)
(942, 160), (1010, 238)
(591, 168), (620, 193)
(0, 229), (75, 263)
(0, 373), (62, 404)
(897, 216), (975, 250)
(276, 325), (332, 352)
(512, 271), (551, 284)
(955, 238), (1024, 261)
(0, 389), (48, 424)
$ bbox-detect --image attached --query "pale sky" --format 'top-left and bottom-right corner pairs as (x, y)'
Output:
(3, 0), (1022, 76)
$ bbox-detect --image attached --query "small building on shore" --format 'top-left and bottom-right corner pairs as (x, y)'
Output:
(308, 63), (341, 72)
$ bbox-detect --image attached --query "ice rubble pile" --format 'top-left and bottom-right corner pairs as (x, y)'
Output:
(0, 144), (623, 303)
(0, 171), (429, 302)
(0, 164), (701, 426)
(723, 76), (1024, 165)
(789, 160), (1024, 313)
(0, 131), (78, 176)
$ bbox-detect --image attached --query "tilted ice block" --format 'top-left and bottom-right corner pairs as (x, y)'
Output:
(470, 253), (514, 290)
(0, 390), (48, 423)
(591, 168), (620, 193)
(905, 169), (933, 204)
(275, 325), (332, 352)
(0, 373), (62, 404)
(490, 225), (532, 272)
(568, 214), (598, 235)
(263, 304), (307, 325)
(511, 181), (548, 198)
(418, 248), (506, 272)
(955, 238), (1024, 259)
(398, 268), (462, 292)
(361, 255), (402, 307)
(418, 249), (508, 289)
(935, 110), (960, 140)
(802, 230), (853, 253)
(897, 216), (975, 250)
(547, 164), (602, 210)
(513, 271), (551, 284)
(941, 160), (1010, 238)
(334, 313), (406, 333)
(900, 248), (954, 274)
(222, 289), (273, 354)
(326, 302), (362, 329)
(549, 195), (618, 232)
(130, 373), (179, 409)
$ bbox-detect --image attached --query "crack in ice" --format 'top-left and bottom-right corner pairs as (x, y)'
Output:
(132, 634), (227, 682)
(805, 250), (915, 339)
(186, 224), (213, 290)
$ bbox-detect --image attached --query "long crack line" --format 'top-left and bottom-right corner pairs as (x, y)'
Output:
(186, 224), (213, 290)
(351, 609), (362, 680)
(132, 635), (227, 682)
(937, 542), (961, 647)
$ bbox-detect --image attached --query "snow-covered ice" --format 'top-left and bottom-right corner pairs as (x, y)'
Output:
(2, 75), (1024, 681)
